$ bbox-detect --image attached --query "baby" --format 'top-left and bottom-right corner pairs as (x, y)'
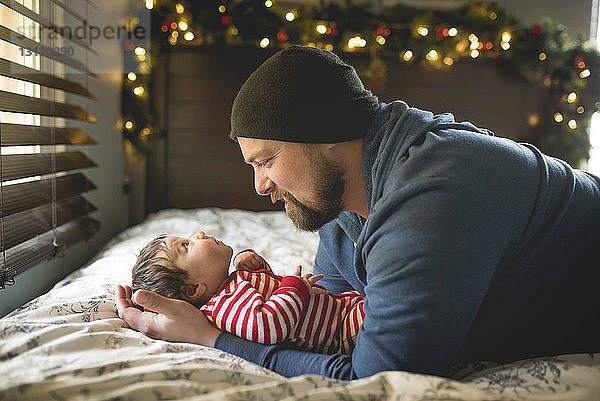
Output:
(131, 231), (365, 354)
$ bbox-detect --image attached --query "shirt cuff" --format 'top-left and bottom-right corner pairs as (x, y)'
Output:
(280, 275), (310, 299)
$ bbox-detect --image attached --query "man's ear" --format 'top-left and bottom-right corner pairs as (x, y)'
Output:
(180, 283), (207, 302)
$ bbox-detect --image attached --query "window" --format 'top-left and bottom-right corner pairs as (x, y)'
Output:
(0, 0), (98, 289)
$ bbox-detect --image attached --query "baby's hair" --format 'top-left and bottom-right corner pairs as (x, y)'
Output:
(131, 234), (189, 301)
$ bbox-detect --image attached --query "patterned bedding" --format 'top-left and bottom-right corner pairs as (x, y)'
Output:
(1, 208), (599, 400)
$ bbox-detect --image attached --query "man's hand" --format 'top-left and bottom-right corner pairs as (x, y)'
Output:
(293, 265), (328, 295)
(233, 250), (271, 271)
(115, 285), (222, 346)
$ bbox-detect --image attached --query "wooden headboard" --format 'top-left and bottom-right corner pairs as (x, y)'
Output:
(146, 47), (548, 214)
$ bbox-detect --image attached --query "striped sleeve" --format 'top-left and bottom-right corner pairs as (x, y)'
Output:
(203, 273), (310, 344)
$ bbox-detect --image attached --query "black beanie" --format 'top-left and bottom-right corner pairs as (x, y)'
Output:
(230, 45), (379, 143)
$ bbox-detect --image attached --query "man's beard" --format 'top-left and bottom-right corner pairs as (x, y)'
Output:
(271, 155), (345, 232)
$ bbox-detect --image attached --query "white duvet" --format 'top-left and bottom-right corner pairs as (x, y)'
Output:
(0, 208), (599, 400)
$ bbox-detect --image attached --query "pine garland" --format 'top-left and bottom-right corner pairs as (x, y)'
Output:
(122, 0), (600, 167)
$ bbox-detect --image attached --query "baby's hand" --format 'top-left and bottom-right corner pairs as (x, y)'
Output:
(233, 250), (271, 271)
(294, 265), (327, 295)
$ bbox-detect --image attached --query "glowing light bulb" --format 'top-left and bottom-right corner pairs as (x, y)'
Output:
(178, 21), (188, 31)
(580, 69), (591, 78)
(554, 113), (563, 123)
(286, 12), (295, 21)
(448, 27), (458, 37)
(426, 50), (438, 61)
(568, 119), (577, 129)
(316, 24), (327, 34)
(577, 106), (585, 114)
(470, 49), (479, 58)
(567, 92), (577, 103)
(501, 42), (510, 50)
(127, 72), (137, 81)
(443, 56), (454, 66)
(528, 114), (539, 126)
(133, 86), (144, 96)
(325, 44), (333, 51)
(403, 50), (413, 61)
(376, 35), (386, 45)
(219, 5), (226, 13)
(184, 31), (194, 41)
(265, 0), (272, 7)
(145, 0), (153, 10)
(125, 121), (134, 130)
(538, 52), (546, 61)
(175, 3), (184, 14)
(418, 27), (429, 36)
(468, 34), (478, 42)
(134, 47), (146, 56)
(501, 32), (511, 42)
(259, 37), (270, 48)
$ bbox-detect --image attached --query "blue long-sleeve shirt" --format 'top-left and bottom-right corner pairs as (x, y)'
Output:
(215, 101), (600, 379)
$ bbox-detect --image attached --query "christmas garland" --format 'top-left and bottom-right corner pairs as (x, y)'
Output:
(122, 0), (600, 168)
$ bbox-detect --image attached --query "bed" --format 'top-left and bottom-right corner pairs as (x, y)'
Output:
(1, 207), (599, 400)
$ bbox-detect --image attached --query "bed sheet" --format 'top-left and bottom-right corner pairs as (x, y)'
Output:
(1, 208), (599, 400)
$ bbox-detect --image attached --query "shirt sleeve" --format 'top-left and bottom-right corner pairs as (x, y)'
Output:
(206, 274), (310, 344)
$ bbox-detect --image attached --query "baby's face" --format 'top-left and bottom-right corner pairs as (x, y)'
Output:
(163, 231), (233, 296)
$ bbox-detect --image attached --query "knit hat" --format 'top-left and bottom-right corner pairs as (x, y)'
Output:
(230, 45), (379, 143)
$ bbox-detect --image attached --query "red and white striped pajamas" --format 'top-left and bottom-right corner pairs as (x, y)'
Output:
(200, 269), (365, 354)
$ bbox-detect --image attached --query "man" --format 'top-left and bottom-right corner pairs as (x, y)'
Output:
(117, 45), (600, 380)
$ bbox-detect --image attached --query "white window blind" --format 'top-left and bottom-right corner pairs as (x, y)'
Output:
(0, 0), (98, 289)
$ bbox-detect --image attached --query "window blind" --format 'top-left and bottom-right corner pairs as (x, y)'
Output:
(0, 0), (99, 289)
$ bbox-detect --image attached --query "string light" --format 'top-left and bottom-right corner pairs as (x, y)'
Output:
(285, 11), (295, 21)
(501, 32), (511, 42)
(402, 50), (413, 61)
(568, 119), (577, 130)
(125, 121), (134, 130)
(501, 42), (510, 50)
(468, 34), (478, 42)
(127, 72), (137, 81)
(577, 106), (585, 114)
(218, 5), (226, 13)
(145, 0), (153, 10)
(426, 50), (438, 61)
(171, 31), (179, 38)
(325, 44), (333, 51)
(259, 37), (270, 48)
(448, 27), (458, 36)
(580, 69), (591, 78)
(133, 86), (144, 96)
(178, 21), (188, 31)
(134, 47), (146, 56)
(567, 92), (577, 103)
(264, 0), (272, 7)
(538, 52), (546, 61)
(175, 3), (184, 14)
(348, 36), (366, 48)
(470, 49), (479, 58)
(184, 31), (194, 41)
(376, 35), (386, 45)
(141, 127), (152, 136)
(316, 24), (327, 34)
(443, 56), (454, 65)
(528, 114), (539, 126)
(168, 36), (177, 45)
(417, 26), (429, 36)
(554, 113), (564, 123)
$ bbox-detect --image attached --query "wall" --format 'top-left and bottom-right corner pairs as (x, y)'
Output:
(0, 1), (133, 317)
